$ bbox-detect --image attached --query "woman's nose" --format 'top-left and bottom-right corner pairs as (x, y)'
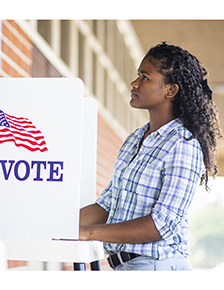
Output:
(131, 78), (139, 88)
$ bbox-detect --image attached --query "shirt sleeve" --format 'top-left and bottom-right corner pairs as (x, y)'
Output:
(95, 181), (112, 212)
(151, 137), (204, 240)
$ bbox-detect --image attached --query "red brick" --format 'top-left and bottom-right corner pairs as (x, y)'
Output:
(8, 260), (27, 269)
(2, 21), (32, 62)
(8, 20), (31, 43)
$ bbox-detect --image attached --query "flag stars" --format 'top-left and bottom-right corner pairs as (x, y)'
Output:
(0, 110), (11, 128)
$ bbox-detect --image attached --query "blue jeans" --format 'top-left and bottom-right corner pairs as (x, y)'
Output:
(114, 252), (192, 271)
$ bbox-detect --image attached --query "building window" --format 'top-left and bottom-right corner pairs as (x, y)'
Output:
(37, 20), (51, 45)
(78, 30), (85, 81)
(60, 20), (70, 66)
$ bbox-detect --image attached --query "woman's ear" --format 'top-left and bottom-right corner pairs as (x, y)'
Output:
(166, 84), (179, 99)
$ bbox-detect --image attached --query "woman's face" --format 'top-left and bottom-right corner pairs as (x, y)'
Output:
(130, 56), (171, 113)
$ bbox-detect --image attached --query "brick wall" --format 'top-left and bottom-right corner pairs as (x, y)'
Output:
(1, 20), (32, 77)
(96, 113), (123, 197)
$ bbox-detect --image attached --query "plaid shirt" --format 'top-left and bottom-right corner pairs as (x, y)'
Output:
(96, 119), (205, 260)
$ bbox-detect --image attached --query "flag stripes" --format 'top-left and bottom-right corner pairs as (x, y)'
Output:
(0, 110), (48, 152)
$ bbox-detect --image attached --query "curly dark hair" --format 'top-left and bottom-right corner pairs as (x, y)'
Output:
(145, 42), (222, 190)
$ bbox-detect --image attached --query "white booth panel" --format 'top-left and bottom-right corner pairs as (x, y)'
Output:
(80, 97), (98, 208)
(0, 78), (84, 241)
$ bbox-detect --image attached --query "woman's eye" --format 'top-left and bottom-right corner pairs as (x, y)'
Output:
(137, 72), (149, 81)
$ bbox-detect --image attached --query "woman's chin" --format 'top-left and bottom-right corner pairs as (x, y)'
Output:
(130, 98), (140, 108)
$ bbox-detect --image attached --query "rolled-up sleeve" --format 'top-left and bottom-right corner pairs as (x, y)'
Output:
(96, 181), (112, 212)
(151, 138), (204, 240)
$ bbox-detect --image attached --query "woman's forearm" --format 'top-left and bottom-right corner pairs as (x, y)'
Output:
(79, 214), (162, 244)
(79, 203), (109, 226)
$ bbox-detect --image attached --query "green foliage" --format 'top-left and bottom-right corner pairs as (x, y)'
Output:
(189, 200), (224, 269)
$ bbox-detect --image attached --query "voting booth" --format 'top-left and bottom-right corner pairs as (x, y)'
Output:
(0, 78), (104, 270)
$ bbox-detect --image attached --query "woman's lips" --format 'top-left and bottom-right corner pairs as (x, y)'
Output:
(131, 90), (139, 98)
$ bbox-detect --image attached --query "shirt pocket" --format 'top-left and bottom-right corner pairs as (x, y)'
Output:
(121, 156), (162, 194)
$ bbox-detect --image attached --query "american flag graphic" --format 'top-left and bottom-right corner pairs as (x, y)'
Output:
(0, 110), (48, 152)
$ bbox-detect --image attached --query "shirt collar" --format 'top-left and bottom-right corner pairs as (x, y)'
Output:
(134, 118), (183, 139)
(157, 118), (183, 136)
(134, 122), (150, 140)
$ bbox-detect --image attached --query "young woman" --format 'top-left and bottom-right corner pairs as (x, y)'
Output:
(79, 42), (222, 270)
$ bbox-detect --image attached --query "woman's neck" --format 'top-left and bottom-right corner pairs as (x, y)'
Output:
(147, 109), (175, 135)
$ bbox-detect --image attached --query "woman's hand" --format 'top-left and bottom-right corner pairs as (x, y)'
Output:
(79, 203), (108, 241)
